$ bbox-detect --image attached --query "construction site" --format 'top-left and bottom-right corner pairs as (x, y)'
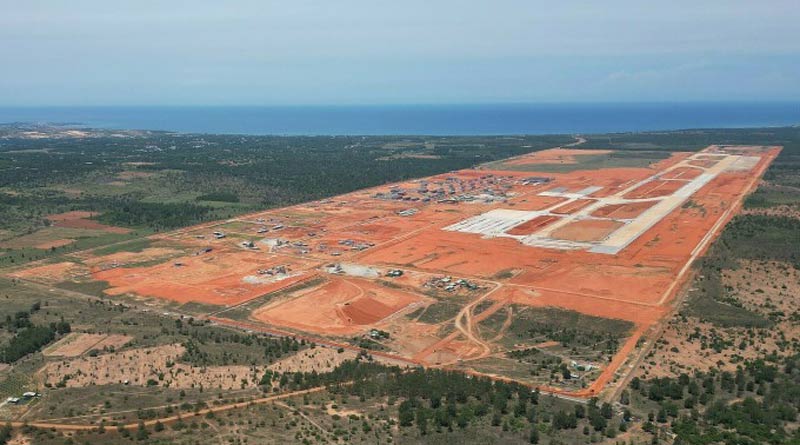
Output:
(10, 144), (780, 399)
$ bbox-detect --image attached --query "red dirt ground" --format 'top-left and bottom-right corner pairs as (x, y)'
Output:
(503, 148), (613, 166)
(507, 195), (566, 211)
(591, 201), (657, 219)
(34, 239), (75, 249)
(551, 199), (596, 215)
(93, 251), (320, 306)
(252, 277), (427, 335)
(47, 211), (131, 234)
(689, 159), (718, 168)
(506, 215), (561, 235)
(11, 261), (89, 283)
(550, 219), (624, 242)
(10, 145), (779, 400)
(661, 166), (703, 180)
(623, 179), (688, 199)
(46, 211), (98, 221)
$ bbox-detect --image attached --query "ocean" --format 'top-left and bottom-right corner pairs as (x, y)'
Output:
(0, 102), (798, 136)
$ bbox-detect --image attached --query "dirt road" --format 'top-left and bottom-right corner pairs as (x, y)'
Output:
(8, 387), (326, 432)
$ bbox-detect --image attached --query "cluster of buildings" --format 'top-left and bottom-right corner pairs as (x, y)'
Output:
(5, 391), (39, 405)
(265, 238), (311, 255)
(520, 176), (552, 186)
(337, 239), (373, 252)
(425, 276), (480, 292)
(257, 265), (290, 276)
(374, 174), (530, 206)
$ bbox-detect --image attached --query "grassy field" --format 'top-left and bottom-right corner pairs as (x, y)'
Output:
(406, 300), (463, 324)
(484, 150), (672, 173)
(481, 305), (633, 352)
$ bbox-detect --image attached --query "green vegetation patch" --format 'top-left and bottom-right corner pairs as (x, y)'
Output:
(406, 300), (462, 324)
(179, 324), (302, 367)
(482, 305), (634, 353)
(196, 191), (240, 203)
(487, 150), (672, 173)
(711, 215), (800, 267)
(684, 291), (771, 328)
(632, 355), (800, 445)
(745, 185), (800, 209)
(688, 214), (799, 327)
(91, 238), (152, 256)
(0, 371), (34, 400)
(55, 279), (111, 298)
(97, 201), (214, 231)
(0, 227), (104, 250)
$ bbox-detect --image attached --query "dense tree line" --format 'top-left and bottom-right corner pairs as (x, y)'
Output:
(0, 424), (10, 445)
(262, 359), (546, 438)
(0, 130), (571, 233)
(500, 306), (632, 355)
(633, 355), (800, 444)
(180, 332), (301, 366)
(195, 191), (239, 202)
(0, 321), (70, 363)
(96, 200), (214, 231)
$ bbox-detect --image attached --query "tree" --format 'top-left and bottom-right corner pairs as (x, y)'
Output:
(552, 411), (577, 430)
(398, 400), (415, 427)
(416, 409), (428, 435)
(656, 406), (667, 423)
(589, 410), (607, 431)
(600, 402), (613, 419)
(136, 421), (149, 441)
(620, 389), (630, 405)
(529, 426), (539, 444)
(0, 424), (12, 445)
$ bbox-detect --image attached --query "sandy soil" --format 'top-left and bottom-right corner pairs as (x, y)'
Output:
(638, 259), (800, 379)
(43, 333), (132, 357)
(46, 211), (99, 222)
(33, 239), (76, 250)
(503, 148), (613, 166)
(84, 247), (184, 270)
(10, 261), (90, 284)
(7, 434), (30, 445)
(40, 344), (264, 390)
(252, 277), (428, 336)
(742, 204), (800, 219)
(268, 347), (358, 374)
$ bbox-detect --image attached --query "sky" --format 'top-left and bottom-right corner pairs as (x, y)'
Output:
(1, 0), (799, 106)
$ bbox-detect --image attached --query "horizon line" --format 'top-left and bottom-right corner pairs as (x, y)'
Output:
(2, 100), (800, 109)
